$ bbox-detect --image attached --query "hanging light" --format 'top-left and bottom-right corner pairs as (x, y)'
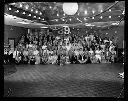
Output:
(33, 16), (36, 18)
(22, 12), (26, 14)
(63, 13), (66, 16)
(8, 7), (11, 10)
(15, 10), (19, 13)
(39, 12), (42, 15)
(109, 9), (111, 12)
(56, 19), (58, 21)
(38, 17), (41, 19)
(57, 13), (59, 17)
(10, 3), (16, 5)
(100, 16), (103, 19)
(92, 17), (94, 19)
(92, 10), (95, 14)
(25, 5), (29, 9)
(69, 18), (72, 21)
(31, 9), (33, 12)
(49, 6), (52, 9)
(109, 16), (111, 19)
(35, 10), (38, 13)
(19, 3), (22, 8)
(100, 9), (103, 12)
(28, 14), (31, 16)
(63, 3), (78, 15)
(62, 19), (65, 21)
(84, 10), (88, 15)
(118, 15), (120, 18)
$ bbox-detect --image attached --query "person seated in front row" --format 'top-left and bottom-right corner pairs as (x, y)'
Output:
(4, 48), (9, 64)
(13, 48), (21, 64)
(105, 48), (111, 63)
(30, 55), (36, 65)
(33, 48), (40, 64)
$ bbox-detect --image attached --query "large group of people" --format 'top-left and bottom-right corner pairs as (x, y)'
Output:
(4, 30), (118, 66)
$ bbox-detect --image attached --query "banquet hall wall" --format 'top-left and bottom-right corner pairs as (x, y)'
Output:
(4, 25), (28, 46)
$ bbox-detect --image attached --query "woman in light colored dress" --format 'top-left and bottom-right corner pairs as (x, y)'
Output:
(33, 48), (40, 64)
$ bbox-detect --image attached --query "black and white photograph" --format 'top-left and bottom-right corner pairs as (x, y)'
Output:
(4, 1), (124, 98)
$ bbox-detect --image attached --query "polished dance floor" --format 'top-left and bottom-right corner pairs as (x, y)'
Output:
(4, 63), (124, 97)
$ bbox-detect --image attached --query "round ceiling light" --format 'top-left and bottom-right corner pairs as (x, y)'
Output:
(63, 3), (78, 15)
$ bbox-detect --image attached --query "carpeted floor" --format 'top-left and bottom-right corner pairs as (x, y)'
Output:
(4, 63), (124, 97)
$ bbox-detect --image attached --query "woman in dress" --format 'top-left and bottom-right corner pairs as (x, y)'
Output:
(42, 48), (48, 64)
(105, 48), (111, 63)
(23, 48), (29, 64)
(95, 47), (102, 63)
(110, 47), (116, 63)
(33, 48), (40, 64)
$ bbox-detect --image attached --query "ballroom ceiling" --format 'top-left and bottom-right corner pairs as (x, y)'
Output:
(4, 1), (125, 28)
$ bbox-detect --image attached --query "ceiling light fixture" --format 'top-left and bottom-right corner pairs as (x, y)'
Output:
(100, 9), (103, 12)
(63, 13), (66, 16)
(69, 18), (72, 21)
(8, 7), (11, 10)
(62, 19), (65, 21)
(49, 6), (52, 9)
(28, 14), (31, 16)
(15, 10), (19, 13)
(40, 12), (42, 15)
(84, 10), (87, 15)
(33, 16), (36, 18)
(10, 3), (16, 5)
(35, 10), (38, 13)
(25, 5), (29, 9)
(92, 17), (94, 19)
(31, 9), (33, 12)
(92, 10), (95, 14)
(22, 12), (25, 14)
(109, 16), (111, 18)
(109, 9), (111, 12)
(63, 3), (78, 15)
(100, 16), (103, 19)
(38, 17), (41, 19)
(57, 13), (59, 17)
(19, 3), (22, 8)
